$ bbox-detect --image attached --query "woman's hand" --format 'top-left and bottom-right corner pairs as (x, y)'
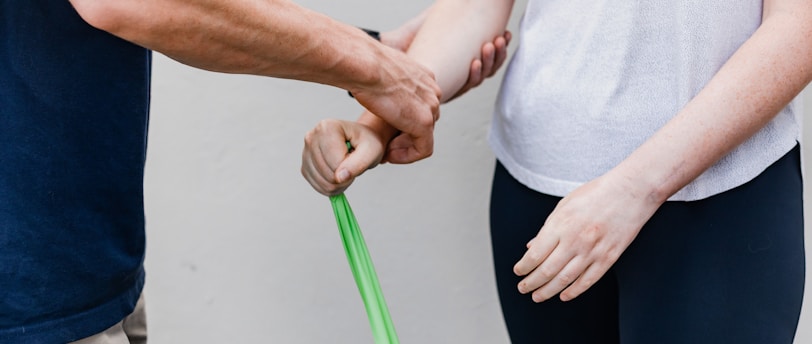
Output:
(447, 31), (511, 102)
(513, 172), (664, 302)
(301, 119), (387, 196)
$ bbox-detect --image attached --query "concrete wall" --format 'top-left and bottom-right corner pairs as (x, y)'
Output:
(143, 1), (812, 342)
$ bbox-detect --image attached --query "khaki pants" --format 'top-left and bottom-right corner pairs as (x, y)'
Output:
(70, 294), (147, 344)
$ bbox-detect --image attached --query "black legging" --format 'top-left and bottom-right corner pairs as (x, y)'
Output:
(490, 145), (805, 344)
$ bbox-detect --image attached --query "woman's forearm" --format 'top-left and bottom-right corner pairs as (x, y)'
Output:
(359, 0), (514, 140)
(612, 0), (812, 204)
(409, 0), (514, 102)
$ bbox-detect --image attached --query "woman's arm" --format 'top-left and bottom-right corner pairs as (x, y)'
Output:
(395, 0), (515, 103)
(359, 0), (515, 164)
(69, 0), (441, 159)
(379, 5), (513, 102)
(612, 0), (812, 204)
(514, 0), (812, 303)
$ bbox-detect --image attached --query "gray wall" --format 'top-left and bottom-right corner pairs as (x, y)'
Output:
(143, 1), (812, 342)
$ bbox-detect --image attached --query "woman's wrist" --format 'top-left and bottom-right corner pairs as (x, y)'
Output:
(357, 111), (400, 144)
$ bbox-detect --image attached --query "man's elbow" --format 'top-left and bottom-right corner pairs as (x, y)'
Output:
(69, 0), (127, 34)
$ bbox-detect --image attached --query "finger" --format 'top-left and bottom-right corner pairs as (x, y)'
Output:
(516, 245), (572, 295)
(445, 59), (480, 102)
(490, 36), (508, 78)
(385, 132), (434, 164)
(560, 256), (615, 302)
(514, 233), (558, 276)
(310, 142), (340, 182)
(305, 147), (346, 195)
(301, 153), (345, 196)
(479, 42), (496, 79)
(315, 121), (354, 175)
(526, 235), (537, 248)
(530, 257), (588, 303)
(302, 126), (343, 186)
(386, 134), (420, 164)
(334, 129), (383, 184)
(469, 58), (483, 87)
(430, 74), (443, 121)
(396, 100), (438, 159)
(300, 155), (322, 194)
(309, 144), (350, 191)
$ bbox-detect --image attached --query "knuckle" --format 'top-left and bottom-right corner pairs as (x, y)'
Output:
(526, 250), (543, 263)
(304, 130), (315, 145)
(537, 266), (556, 281)
(316, 118), (340, 131)
(314, 119), (329, 131)
(604, 247), (623, 263)
(417, 114), (434, 128)
(557, 272), (576, 285)
(577, 225), (602, 242)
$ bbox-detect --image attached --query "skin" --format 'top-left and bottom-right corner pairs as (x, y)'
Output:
(380, 5), (513, 102)
(514, 0), (812, 303)
(301, 0), (515, 195)
(68, 0), (441, 160)
(302, 0), (812, 305)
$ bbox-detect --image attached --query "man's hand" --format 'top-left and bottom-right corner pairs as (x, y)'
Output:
(513, 172), (662, 302)
(347, 48), (442, 164)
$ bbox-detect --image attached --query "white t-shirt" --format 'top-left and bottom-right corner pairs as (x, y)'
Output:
(489, 0), (800, 201)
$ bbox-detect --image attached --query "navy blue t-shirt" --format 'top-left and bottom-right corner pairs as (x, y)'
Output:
(1, 1), (150, 342)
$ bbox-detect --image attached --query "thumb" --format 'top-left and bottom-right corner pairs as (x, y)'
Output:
(385, 133), (434, 164)
(334, 145), (381, 183)
(334, 127), (384, 184)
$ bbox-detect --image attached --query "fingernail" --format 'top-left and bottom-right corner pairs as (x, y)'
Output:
(337, 169), (350, 183)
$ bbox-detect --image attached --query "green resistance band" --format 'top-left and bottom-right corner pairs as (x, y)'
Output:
(330, 194), (399, 344)
(330, 194), (399, 343)
(329, 142), (399, 343)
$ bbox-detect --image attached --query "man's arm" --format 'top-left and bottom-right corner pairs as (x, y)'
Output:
(69, 0), (441, 157)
